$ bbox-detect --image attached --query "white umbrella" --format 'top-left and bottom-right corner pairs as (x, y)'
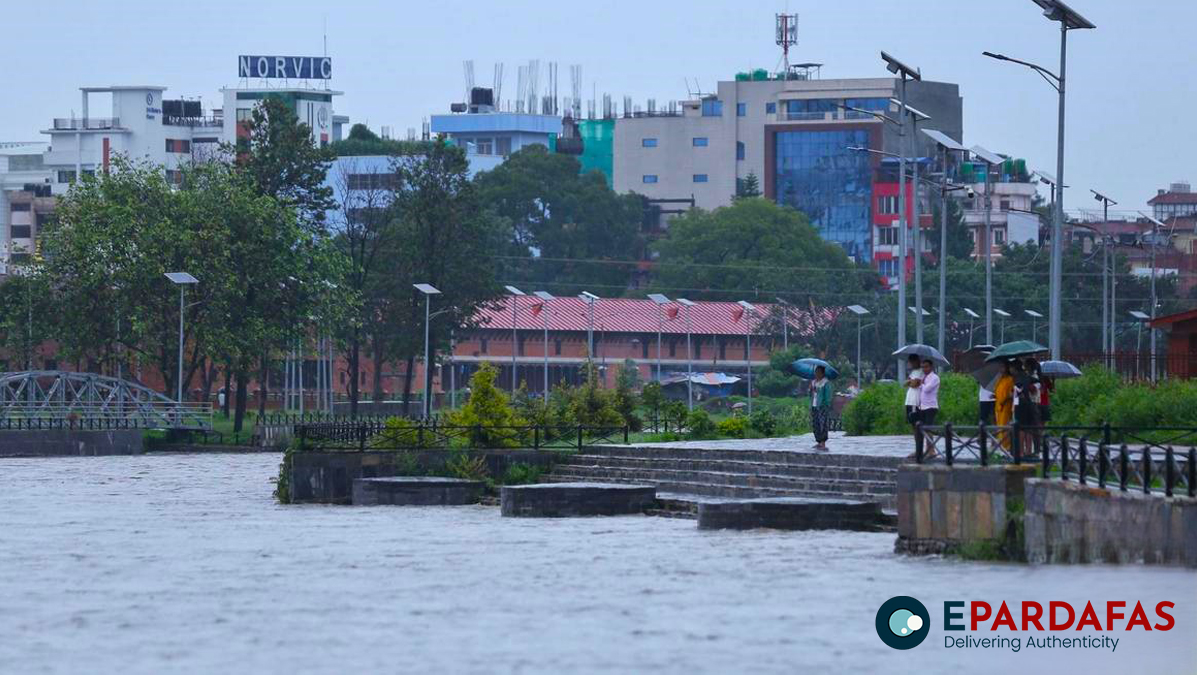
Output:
(891, 344), (951, 368)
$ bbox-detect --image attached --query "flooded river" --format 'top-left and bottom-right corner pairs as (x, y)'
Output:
(0, 453), (1193, 674)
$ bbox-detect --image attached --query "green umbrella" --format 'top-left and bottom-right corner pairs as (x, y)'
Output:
(984, 340), (1048, 363)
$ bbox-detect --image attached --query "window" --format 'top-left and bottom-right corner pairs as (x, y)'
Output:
(554, 339), (562, 355)
(786, 99), (837, 120)
(701, 99), (723, 117)
(347, 173), (396, 191)
(165, 139), (191, 153)
(877, 195), (898, 215)
(480, 338), (489, 354)
(743, 340), (749, 359)
(694, 341), (702, 359)
(9, 253), (30, 265)
(736, 103), (746, 117)
(57, 170), (76, 184)
(642, 138), (658, 148)
(692, 137), (708, 147)
(641, 340), (649, 359)
(475, 139), (493, 155)
(693, 174), (708, 183)
(517, 335), (525, 356)
(765, 102), (777, 114)
(994, 230), (1005, 246)
(877, 227), (897, 246)
(10, 225), (31, 239)
(842, 98), (890, 119)
(496, 137), (512, 156)
(718, 339), (726, 360)
(10, 203), (30, 212)
(999, 199), (1010, 211)
(736, 141), (745, 161)
(642, 175), (658, 184)
(235, 108), (253, 123)
(165, 169), (183, 185)
(668, 340), (676, 357)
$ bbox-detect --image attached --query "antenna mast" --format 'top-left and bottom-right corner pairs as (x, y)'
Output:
(775, 13), (798, 75)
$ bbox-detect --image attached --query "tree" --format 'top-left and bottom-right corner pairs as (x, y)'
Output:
(651, 197), (875, 304)
(735, 173), (761, 199)
(237, 96), (336, 229)
(474, 144), (643, 293)
(387, 139), (507, 408)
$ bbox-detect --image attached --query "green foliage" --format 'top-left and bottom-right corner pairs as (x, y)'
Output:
(474, 144), (644, 293)
(716, 415), (749, 438)
(1050, 367), (1196, 441)
(331, 124), (434, 156)
(500, 462), (545, 486)
(237, 96), (335, 227)
(685, 409), (717, 439)
(735, 173), (761, 198)
(841, 380), (909, 436)
(650, 198), (874, 303)
(749, 409), (778, 436)
(444, 363), (525, 447)
(565, 363), (626, 429)
(377, 416), (437, 448)
(273, 436), (305, 504)
(613, 360), (643, 431)
(446, 452), (489, 482)
(755, 369), (799, 397)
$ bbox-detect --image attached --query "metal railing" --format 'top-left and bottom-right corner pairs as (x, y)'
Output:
(914, 422), (1196, 497)
(294, 420), (629, 452)
(0, 403), (212, 429)
(52, 117), (121, 130)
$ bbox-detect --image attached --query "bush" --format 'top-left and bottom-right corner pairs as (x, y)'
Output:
(444, 363), (525, 447)
(842, 380), (909, 436)
(377, 416), (436, 448)
(781, 404), (812, 435)
(755, 369), (799, 397)
(717, 415), (749, 438)
(446, 452), (489, 482)
(685, 409), (717, 439)
(501, 462), (545, 485)
(749, 408), (778, 436)
(566, 363), (626, 430)
(1050, 367), (1196, 442)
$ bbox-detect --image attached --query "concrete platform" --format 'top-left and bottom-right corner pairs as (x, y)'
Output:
(696, 497), (887, 532)
(501, 482), (656, 518)
(351, 476), (484, 506)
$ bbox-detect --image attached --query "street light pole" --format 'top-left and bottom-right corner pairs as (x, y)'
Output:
(1091, 189), (1117, 365)
(847, 305), (870, 387)
(648, 294), (670, 382)
(938, 147), (949, 354)
(985, 1), (1095, 361)
(504, 286), (525, 392)
(882, 51), (920, 375)
(534, 291), (554, 403)
(413, 284), (441, 418)
(580, 292), (599, 361)
(164, 272), (198, 409)
(737, 301), (755, 415)
(678, 298), (696, 412)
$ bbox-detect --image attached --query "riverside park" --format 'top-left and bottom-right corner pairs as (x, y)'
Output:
(1, 0), (1198, 673)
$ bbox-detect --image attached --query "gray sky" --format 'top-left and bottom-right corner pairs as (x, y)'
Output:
(3, 0), (1195, 215)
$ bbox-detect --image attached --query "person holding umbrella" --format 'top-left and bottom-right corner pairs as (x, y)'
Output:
(993, 361), (1016, 451)
(810, 365), (833, 451)
(904, 354), (922, 428)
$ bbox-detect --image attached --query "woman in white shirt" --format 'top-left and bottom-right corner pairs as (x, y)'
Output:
(904, 355), (921, 427)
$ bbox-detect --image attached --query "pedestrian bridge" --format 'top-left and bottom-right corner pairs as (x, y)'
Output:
(0, 371), (211, 430)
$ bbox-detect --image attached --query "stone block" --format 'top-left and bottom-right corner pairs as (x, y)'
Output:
(913, 491), (932, 539)
(697, 498), (883, 531)
(351, 477), (484, 506)
(946, 491), (964, 540)
(501, 482), (656, 518)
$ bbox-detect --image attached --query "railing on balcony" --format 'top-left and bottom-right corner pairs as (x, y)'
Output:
(52, 118), (121, 131)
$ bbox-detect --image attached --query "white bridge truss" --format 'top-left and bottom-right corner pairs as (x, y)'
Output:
(0, 371), (211, 429)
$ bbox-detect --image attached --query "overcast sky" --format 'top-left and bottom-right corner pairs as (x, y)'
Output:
(3, 0), (1195, 214)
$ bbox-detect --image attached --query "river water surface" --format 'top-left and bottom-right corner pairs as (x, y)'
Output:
(0, 453), (1193, 674)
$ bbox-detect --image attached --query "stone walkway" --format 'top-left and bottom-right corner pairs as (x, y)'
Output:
(609, 432), (915, 458)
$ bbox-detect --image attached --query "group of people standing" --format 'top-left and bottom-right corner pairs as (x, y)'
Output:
(987, 357), (1052, 452)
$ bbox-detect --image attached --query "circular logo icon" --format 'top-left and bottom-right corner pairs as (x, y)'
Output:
(875, 596), (930, 649)
(317, 107), (329, 129)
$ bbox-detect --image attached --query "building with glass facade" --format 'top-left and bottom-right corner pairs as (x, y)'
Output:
(613, 74), (962, 267)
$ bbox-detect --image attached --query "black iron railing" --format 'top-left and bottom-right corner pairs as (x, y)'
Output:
(0, 417), (158, 431)
(294, 420), (630, 452)
(914, 422), (1196, 497)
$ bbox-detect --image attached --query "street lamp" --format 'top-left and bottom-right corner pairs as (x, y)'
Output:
(1025, 309), (1044, 341)
(413, 283), (441, 417)
(994, 308), (1012, 343)
(647, 293), (671, 382)
(504, 285), (525, 392)
(882, 51), (921, 377)
(164, 272), (198, 407)
(1137, 212), (1171, 382)
(533, 291), (554, 402)
(963, 307), (981, 348)
(1130, 310), (1150, 379)
(677, 298), (696, 411)
(971, 145), (1004, 345)
(922, 128), (968, 355)
(847, 304), (870, 387)
(1091, 189), (1117, 362)
(737, 301), (756, 414)
(984, 0), (1095, 361)
(579, 291), (599, 360)
(775, 297), (791, 350)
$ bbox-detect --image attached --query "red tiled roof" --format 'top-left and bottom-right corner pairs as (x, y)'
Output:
(1147, 192), (1197, 205)
(473, 296), (837, 337)
(1148, 309), (1196, 329)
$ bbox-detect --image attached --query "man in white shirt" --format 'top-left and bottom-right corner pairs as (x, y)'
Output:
(978, 385), (995, 425)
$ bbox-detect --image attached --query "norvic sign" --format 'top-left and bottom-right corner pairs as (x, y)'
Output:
(238, 56), (332, 80)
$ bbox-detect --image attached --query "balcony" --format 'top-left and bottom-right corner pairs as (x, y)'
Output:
(51, 117), (122, 131)
(163, 115), (224, 128)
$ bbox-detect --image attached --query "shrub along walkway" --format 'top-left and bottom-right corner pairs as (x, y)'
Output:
(539, 433), (913, 522)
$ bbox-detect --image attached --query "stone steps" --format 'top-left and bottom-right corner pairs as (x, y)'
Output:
(593, 445), (902, 469)
(545, 465), (895, 495)
(560, 454), (897, 483)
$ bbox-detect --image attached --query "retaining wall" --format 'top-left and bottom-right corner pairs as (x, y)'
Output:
(1025, 479), (1197, 566)
(0, 429), (144, 457)
(288, 449), (562, 504)
(895, 463), (1036, 557)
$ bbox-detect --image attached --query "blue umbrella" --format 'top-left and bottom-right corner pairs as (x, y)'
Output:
(789, 358), (839, 380)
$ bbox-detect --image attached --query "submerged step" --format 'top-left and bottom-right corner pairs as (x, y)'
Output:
(697, 497), (885, 532)
(351, 476), (485, 506)
(501, 482), (657, 518)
